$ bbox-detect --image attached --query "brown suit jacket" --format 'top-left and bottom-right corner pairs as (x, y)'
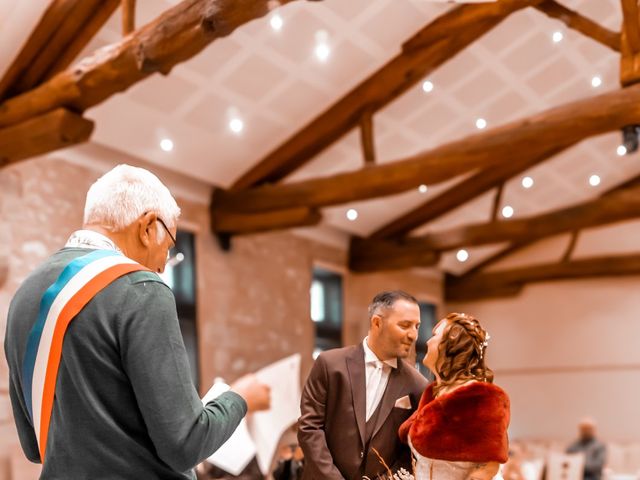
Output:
(298, 344), (427, 480)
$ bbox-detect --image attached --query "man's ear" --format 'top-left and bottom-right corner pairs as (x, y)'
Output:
(138, 211), (157, 247)
(371, 314), (382, 330)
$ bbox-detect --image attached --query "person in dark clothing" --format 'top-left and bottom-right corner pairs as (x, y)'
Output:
(5, 165), (270, 479)
(272, 445), (304, 480)
(566, 418), (607, 480)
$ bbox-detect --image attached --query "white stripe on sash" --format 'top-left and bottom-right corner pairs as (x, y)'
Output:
(31, 255), (138, 442)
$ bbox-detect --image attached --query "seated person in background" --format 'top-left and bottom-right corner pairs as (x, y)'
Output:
(566, 418), (607, 480)
(273, 444), (304, 480)
(502, 444), (526, 480)
(195, 458), (262, 480)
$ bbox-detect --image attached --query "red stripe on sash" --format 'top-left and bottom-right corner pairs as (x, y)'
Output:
(38, 263), (147, 460)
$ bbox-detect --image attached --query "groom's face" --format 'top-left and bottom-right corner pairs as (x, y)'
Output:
(375, 299), (420, 359)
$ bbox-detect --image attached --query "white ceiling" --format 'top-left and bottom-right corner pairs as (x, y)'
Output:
(3, 0), (640, 274)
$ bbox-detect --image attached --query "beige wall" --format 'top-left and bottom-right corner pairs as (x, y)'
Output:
(0, 156), (443, 478)
(449, 277), (640, 443)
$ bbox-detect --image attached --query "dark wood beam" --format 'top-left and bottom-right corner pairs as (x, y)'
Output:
(351, 180), (640, 274)
(0, 109), (94, 166)
(535, 0), (620, 51)
(622, 0), (640, 53)
(122, 0), (137, 36)
(214, 83), (640, 215)
(0, 0), (79, 100)
(212, 207), (322, 235)
(13, 0), (120, 95)
(348, 237), (440, 273)
(491, 183), (505, 222)
(561, 230), (580, 262)
(44, 0), (121, 82)
(458, 171), (640, 277)
(0, 256), (7, 288)
(230, 0), (541, 190)
(371, 144), (569, 239)
(360, 111), (375, 166)
(446, 254), (640, 301)
(384, 184), (640, 253)
(621, 0), (640, 85)
(0, 0), (299, 130)
(461, 241), (529, 278)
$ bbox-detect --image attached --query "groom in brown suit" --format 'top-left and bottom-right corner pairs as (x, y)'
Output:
(298, 291), (428, 480)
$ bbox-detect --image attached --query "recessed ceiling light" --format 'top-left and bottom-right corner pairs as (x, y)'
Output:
(419, 184), (428, 193)
(456, 249), (469, 263)
(502, 205), (514, 218)
(521, 176), (534, 189)
(422, 80), (434, 93)
(229, 118), (244, 134)
(589, 174), (601, 186)
(160, 138), (174, 152)
(315, 43), (330, 61)
(314, 30), (330, 62)
(476, 118), (487, 130)
(552, 31), (563, 43)
(617, 145), (627, 156)
(346, 208), (358, 221)
(270, 13), (283, 31)
(591, 76), (602, 88)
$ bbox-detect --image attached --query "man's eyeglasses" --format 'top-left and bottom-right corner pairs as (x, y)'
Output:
(157, 218), (177, 247)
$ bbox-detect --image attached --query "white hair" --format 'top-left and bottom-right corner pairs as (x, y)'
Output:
(83, 164), (181, 235)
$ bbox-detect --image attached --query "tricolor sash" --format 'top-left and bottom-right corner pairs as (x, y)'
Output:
(22, 249), (149, 460)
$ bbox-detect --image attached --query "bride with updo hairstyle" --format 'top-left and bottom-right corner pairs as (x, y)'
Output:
(399, 313), (510, 480)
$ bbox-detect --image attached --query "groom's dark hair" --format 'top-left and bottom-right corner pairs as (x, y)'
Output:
(368, 290), (418, 319)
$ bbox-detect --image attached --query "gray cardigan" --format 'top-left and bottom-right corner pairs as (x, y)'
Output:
(5, 248), (246, 479)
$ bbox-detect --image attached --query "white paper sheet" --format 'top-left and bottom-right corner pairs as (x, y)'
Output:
(203, 381), (257, 475)
(201, 354), (302, 475)
(249, 353), (302, 474)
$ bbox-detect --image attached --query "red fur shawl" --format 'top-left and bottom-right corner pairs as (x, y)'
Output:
(398, 382), (510, 463)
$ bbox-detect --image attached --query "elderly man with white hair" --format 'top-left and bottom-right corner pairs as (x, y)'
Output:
(5, 164), (270, 479)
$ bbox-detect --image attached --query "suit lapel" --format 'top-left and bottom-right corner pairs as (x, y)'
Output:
(371, 360), (407, 439)
(346, 343), (366, 446)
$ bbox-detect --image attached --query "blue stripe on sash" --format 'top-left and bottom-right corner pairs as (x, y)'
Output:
(22, 249), (121, 422)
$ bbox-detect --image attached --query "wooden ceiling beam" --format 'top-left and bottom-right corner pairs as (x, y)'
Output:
(400, 184), (640, 253)
(371, 144), (569, 239)
(621, 0), (640, 53)
(350, 178), (640, 274)
(0, 258), (6, 288)
(230, 0), (541, 190)
(620, 0), (640, 85)
(445, 254), (640, 301)
(0, 108), (94, 166)
(212, 83), (640, 216)
(457, 171), (640, 277)
(360, 110), (375, 166)
(348, 237), (440, 273)
(211, 206), (322, 235)
(535, 1), (620, 51)
(0, 0), (298, 131)
(43, 0), (121, 83)
(122, 0), (137, 36)
(12, 0), (120, 95)
(0, 0), (78, 100)
(490, 183), (505, 222)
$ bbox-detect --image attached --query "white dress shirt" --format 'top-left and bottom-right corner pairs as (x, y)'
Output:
(65, 230), (121, 252)
(362, 337), (397, 421)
